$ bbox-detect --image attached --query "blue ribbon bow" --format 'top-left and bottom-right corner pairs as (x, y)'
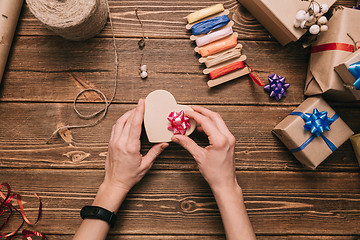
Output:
(289, 108), (339, 152)
(348, 61), (360, 90)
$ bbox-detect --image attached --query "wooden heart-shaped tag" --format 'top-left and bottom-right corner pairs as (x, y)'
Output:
(144, 90), (196, 143)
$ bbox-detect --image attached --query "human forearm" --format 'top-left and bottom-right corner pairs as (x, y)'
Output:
(73, 100), (167, 240)
(73, 183), (128, 240)
(212, 182), (256, 240)
(172, 106), (255, 239)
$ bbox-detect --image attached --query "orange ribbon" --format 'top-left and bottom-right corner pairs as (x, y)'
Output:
(198, 35), (238, 57)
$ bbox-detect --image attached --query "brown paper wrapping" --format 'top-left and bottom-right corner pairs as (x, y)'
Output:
(273, 97), (354, 169)
(0, 0), (23, 84)
(237, 0), (336, 46)
(305, 8), (360, 102)
(350, 134), (360, 166)
(334, 50), (360, 100)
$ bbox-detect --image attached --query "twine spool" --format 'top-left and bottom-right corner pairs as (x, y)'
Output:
(26, 0), (108, 41)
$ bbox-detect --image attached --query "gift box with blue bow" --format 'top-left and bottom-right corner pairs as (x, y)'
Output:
(273, 97), (354, 169)
(334, 49), (360, 101)
(350, 134), (360, 166)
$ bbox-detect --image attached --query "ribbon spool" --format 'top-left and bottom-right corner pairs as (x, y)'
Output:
(26, 0), (108, 41)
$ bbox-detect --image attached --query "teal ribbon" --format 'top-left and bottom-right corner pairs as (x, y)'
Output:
(289, 108), (339, 152)
(348, 61), (360, 90)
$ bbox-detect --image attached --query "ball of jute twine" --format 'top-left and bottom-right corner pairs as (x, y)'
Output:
(26, 0), (108, 41)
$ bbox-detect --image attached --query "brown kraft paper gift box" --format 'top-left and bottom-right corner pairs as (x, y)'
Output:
(350, 134), (360, 166)
(305, 7), (360, 102)
(334, 50), (360, 100)
(272, 97), (354, 169)
(0, 0), (23, 84)
(237, 0), (336, 46)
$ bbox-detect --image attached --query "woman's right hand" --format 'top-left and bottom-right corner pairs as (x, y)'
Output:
(171, 105), (238, 192)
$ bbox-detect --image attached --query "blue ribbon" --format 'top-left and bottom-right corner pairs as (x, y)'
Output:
(348, 61), (360, 90)
(190, 15), (230, 35)
(289, 108), (339, 152)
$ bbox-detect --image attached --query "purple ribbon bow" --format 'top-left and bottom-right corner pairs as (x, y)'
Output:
(264, 74), (290, 101)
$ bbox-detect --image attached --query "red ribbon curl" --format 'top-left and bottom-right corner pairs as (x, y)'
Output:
(0, 183), (45, 239)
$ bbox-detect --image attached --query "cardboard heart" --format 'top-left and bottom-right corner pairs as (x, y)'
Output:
(144, 90), (196, 143)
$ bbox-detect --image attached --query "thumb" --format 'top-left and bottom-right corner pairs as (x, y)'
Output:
(172, 135), (204, 160)
(142, 143), (169, 169)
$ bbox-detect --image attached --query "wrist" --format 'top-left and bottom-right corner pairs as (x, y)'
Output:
(92, 182), (129, 212)
(210, 178), (242, 198)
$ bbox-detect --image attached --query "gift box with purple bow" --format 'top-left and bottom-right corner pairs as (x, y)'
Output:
(272, 97), (354, 169)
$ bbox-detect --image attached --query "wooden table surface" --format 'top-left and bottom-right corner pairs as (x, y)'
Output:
(1, 0), (359, 239)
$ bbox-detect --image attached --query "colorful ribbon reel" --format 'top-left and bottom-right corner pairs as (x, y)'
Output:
(185, 4), (264, 88)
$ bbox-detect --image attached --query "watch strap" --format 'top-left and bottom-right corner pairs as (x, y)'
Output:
(80, 206), (116, 228)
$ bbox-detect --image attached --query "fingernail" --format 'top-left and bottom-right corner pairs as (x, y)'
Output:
(171, 136), (178, 142)
(138, 99), (143, 104)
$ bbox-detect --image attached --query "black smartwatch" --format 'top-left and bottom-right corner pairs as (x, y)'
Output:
(80, 206), (116, 228)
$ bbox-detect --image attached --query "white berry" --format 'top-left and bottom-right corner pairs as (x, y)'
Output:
(321, 4), (329, 13)
(317, 16), (328, 24)
(300, 20), (307, 29)
(305, 12), (314, 22)
(294, 19), (301, 28)
(309, 24), (320, 35)
(311, 3), (320, 14)
(140, 71), (148, 78)
(297, 10), (306, 15)
(140, 64), (147, 72)
(296, 12), (306, 21)
(320, 25), (328, 32)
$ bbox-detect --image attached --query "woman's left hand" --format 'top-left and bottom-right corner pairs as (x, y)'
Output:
(103, 99), (169, 192)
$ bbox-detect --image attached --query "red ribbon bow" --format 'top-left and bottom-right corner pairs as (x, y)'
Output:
(168, 111), (191, 135)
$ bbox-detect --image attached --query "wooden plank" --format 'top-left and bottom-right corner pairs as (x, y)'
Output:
(2, 36), (310, 104)
(1, 169), (359, 235)
(43, 235), (360, 239)
(16, 0), (357, 39)
(0, 102), (359, 171)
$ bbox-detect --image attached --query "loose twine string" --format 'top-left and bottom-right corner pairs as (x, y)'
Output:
(47, 0), (118, 144)
(135, 9), (147, 69)
(347, 33), (360, 52)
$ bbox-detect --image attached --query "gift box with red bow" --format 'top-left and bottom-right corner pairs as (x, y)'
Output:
(305, 7), (360, 101)
(272, 97), (354, 169)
